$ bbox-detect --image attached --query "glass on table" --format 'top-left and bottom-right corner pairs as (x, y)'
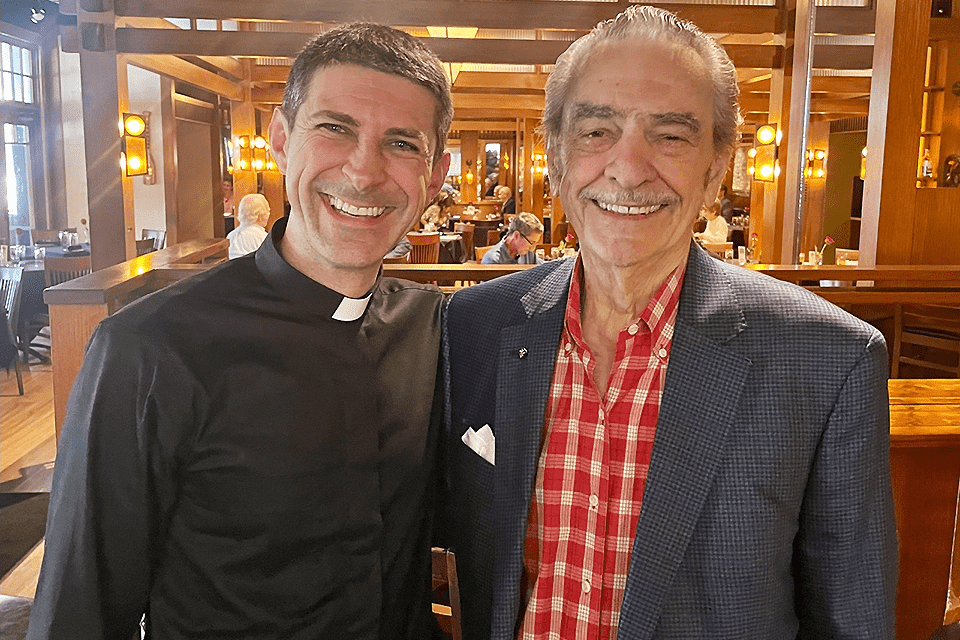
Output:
(34, 246), (45, 261)
(10, 244), (25, 262)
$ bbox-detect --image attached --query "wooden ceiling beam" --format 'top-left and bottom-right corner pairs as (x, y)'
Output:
(451, 121), (520, 132)
(115, 1), (780, 34)
(809, 97), (869, 115)
(454, 71), (548, 91)
(122, 53), (244, 101)
(811, 45), (874, 70)
(116, 28), (783, 69)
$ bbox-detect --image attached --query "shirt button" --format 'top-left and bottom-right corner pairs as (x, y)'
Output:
(564, 342), (573, 353)
(582, 578), (592, 594)
(598, 408), (604, 421)
(589, 494), (599, 508)
(658, 347), (668, 359)
(627, 323), (639, 336)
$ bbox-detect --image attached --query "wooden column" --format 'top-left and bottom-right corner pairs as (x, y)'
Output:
(460, 130), (480, 202)
(77, 1), (134, 270)
(862, 0), (931, 266)
(799, 120), (830, 261)
(521, 117), (537, 215)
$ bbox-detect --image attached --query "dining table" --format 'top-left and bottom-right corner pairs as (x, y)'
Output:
(439, 233), (467, 264)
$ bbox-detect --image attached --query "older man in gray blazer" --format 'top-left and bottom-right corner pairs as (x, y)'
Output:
(439, 6), (896, 640)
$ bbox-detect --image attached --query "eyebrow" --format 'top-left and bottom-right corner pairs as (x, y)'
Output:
(649, 112), (702, 133)
(307, 111), (431, 151)
(569, 102), (623, 123)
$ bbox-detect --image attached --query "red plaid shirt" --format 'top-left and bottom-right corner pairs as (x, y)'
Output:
(516, 258), (686, 640)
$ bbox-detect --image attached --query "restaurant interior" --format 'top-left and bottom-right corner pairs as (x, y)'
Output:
(1, 1), (959, 639)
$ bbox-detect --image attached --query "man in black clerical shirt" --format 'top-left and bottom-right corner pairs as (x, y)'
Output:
(28, 24), (452, 640)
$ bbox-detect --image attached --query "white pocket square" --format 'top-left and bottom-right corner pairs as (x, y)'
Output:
(461, 424), (495, 466)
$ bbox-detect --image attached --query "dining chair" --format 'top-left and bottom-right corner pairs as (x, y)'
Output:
(30, 229), (61, 244)
(891, 304), (960, 378)
(142, 229), (167, 251)
(701, 241), (734, 257)
(44, 255), (93, 288)
(834, 248), (860, 265)
(0, 266), (25, 395)
(431, 547), (463, 640)
(406, 232), (441, 264)
(382, 254), (409, 264)
(136, 238), (156, 256)
(454, 223), (475, 257)
(486, 229), (501, 246)
(474, 245), (493, 262)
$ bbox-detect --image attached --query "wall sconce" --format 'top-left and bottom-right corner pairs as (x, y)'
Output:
(252, 136), (267, 172)
(531, 154), (546, 176)
(502, 152), (509, 171)
(805, 148), (826, 179)
(464, 159), (474, 184)
(231, 135), (252, 171)
(860, 146), (868, 180)
(122, 112), (149, 177)
(751, 123), (780, 183)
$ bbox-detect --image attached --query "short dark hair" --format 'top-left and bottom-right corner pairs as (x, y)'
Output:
(280, 23), (453, 165)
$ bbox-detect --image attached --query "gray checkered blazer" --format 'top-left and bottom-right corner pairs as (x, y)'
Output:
(438, 243), (897, 640)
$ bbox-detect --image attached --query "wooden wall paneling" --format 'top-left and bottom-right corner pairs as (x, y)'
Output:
(911, 188), (960, 265)
(891, 446), (960, 640)
(940, 40), (960, 179)
(863, 0), (930, 266)
(261, 171), (285, 231)
(230, 88), (257, 208)
(460, 131), (479, 203)
(49, 303), (110, 438)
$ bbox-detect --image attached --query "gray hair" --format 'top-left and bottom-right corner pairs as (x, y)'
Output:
(540, 5), (741, 190)
(237, 193), (270, 225)
(509, 212), (544, 238)
(280, 23), (453, 165)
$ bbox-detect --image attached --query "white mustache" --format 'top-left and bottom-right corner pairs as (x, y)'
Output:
(578, 187), (680, 208)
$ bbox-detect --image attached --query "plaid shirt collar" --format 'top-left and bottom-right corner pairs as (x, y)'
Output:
(563, 255), (688, 351)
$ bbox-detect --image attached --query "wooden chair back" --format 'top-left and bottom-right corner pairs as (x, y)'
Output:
(31, 229), (61, 243)
(432, 547), (463, 640)
(44, 255), (93, 288)
(835, 248), (860, 265)
(406, 232), (441, 264)
(142, 228), (167, 250)
(136, 239), (156, 256)
(891, 304), (960, 378)
(454, 223), (475, 256)
(487, 229), (501, 246)
(0, 266), (25, 394)
(475, 245), (493, 262)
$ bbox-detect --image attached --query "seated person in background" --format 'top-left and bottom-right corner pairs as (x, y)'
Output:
(481, 212), (543, 265)
(496, 185), (516, 215)
(718, 183), (733, 223)
(420, 191), (454, 231)
(226, 193), (270, 259)
(484, 172), (499, 197)
(694, 202), (728, 245)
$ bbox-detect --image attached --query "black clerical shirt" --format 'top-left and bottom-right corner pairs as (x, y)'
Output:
(28, 219), (443, 640)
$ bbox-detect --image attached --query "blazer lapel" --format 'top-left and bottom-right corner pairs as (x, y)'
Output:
(490, 259), (574, 639)
(618, 247), (752, 640)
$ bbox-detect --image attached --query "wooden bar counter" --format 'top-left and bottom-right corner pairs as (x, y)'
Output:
(43, 239), (228, 437)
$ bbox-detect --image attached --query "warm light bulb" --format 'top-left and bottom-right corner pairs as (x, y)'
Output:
(815, 150), (826, 160)
(239, 159), (248, 170)
(747, 148), (757, 158)
(816, 168), (824, 178)
(120, 152), (126, 170)
(127, 155), (143, 171)
(124, 114), (146, 136)
(861, 147), (868, 157)
(756, 125), (777, 145)
(254, 158), (264, 171)
(759, 164), (774, 179)
(254, 136), (267, 149)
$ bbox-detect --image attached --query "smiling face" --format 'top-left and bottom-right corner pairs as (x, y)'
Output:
(269, 64), (449, 290)
(558, 39), (727, 275)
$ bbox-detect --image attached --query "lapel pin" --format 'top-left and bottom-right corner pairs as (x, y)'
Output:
(518, 347), (528, 359)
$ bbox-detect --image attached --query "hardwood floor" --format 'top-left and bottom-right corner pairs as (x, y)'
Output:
(1, 360), (57, 598)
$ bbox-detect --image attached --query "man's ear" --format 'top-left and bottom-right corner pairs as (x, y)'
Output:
(426, 151), (452, 201)
(268, 108), (291, 174)
(702, 152), (729, 210)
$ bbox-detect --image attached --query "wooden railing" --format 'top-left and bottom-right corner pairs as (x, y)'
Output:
(44, 239), (228, 437)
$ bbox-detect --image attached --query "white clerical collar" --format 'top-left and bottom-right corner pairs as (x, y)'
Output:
(331, 293), (372, 322)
